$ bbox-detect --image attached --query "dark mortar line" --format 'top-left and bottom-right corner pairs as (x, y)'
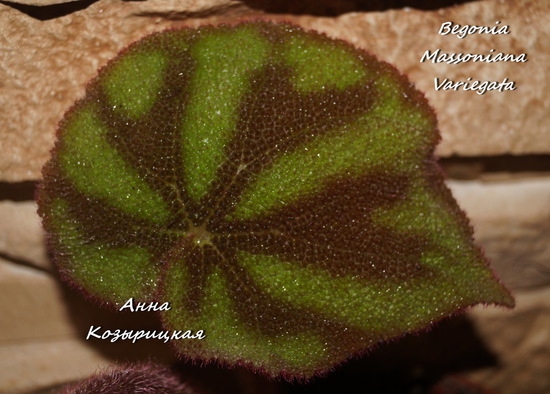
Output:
(0, 0), (480, 21)
(440, 154), (550, 180)
(0, 180), (37, 201)
(0, 0), (99, 21)
(0, 251), (54, 275)
(239, 0), (479, 16)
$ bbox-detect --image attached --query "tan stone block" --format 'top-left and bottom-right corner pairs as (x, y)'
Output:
(291, 0), (550, 156)
(0, 201), (49, 271)
(449, 177), (550, 289)
(0, 0), (242, 182)
(0, 258), (76, 347)
(0, 339), (110, 393)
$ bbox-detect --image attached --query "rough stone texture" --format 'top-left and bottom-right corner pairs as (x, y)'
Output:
(0, 0), (548, 391)
(0, 0), (244, 182)
(301, 0), (550, 157)
(0, 0), (549, 181)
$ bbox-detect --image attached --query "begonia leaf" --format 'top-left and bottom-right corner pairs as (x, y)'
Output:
(38, 22), (513, 379)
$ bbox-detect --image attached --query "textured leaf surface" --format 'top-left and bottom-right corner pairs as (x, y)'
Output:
(38, 22), (513, 379)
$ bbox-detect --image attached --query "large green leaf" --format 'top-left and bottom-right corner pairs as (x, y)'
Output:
(38, 22), (513, 379)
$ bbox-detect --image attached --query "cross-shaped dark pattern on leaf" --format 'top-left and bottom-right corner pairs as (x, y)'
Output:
(38, 22), (513, 380)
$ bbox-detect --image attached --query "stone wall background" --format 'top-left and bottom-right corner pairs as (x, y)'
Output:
(0, 0), (548, 392)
